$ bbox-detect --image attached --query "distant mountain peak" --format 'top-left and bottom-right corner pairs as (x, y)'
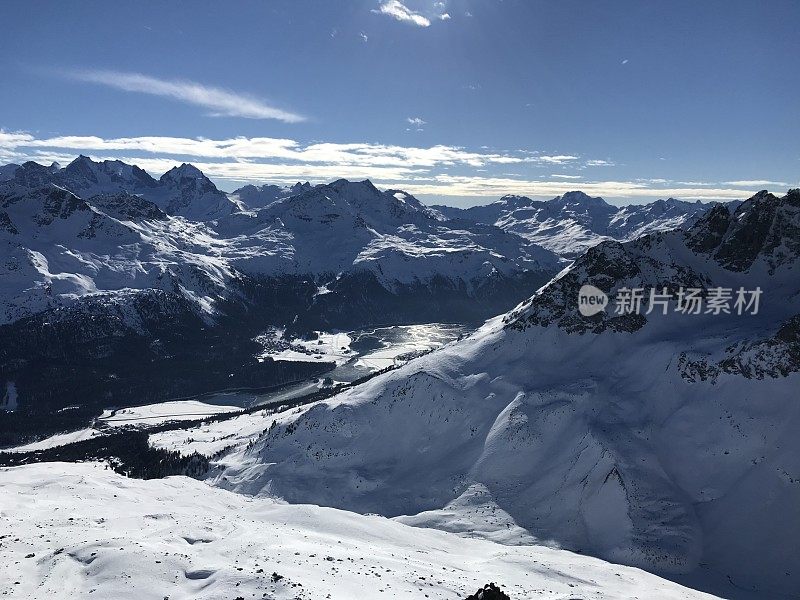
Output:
(553, 190), (612, 208)
(498, 194), (538, 209)
(328, 178), (380, 194)
(161, 163), (206, 181)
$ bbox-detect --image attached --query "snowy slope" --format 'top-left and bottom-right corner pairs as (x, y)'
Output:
(0, 461), (719, 600)
(436, 191), (715, 257)
(0, 181), (232, 324)
(210, 189), (800, 599)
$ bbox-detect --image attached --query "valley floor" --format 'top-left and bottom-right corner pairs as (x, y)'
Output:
(0, 462), (719, 600)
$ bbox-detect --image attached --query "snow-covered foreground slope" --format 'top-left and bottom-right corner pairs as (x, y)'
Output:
(210, 190), (800, 599)
(0, 462), (719, 600)
(436, 191), (715, 258)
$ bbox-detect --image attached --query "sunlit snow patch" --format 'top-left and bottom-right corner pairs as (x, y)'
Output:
(98, 400), (240, 427)
(256, 328), (353, 365)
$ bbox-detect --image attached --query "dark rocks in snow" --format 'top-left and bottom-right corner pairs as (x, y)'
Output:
(88, 192), (168, 221)
(464, 582), (510, 600)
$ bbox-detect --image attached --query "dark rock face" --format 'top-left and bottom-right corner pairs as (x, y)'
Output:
(714, 191), (777, 271)
(464, 583), (510, 600)
(10, 161), (59, 188)
(685, 204), (731, 253)
(679, 313), (800, 381)
(34, 187), (90, 225)
(0, 210), (17, 234)
(88, 193), (167, 221)
(687, 189), (800, 273)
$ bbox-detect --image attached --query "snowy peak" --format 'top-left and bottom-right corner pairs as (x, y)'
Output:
(497, 194), (538, 209)
(230, 181), (312, 209)
(61, 155), (159, 197)
(508, 188), (800, 335)
(551, 190), (614, 211)
(688, 188), (800, 272)
(267, 178), (439, 228)
(63, 154), (100, 181)
(159, 162), (206, 183)
(156, 165), (236, 221)
(436, 190), (718, 258)
(0, 158), (235, 221)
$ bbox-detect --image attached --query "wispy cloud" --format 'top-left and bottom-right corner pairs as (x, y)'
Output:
(373, 1), (431, 27)
(406, 117), (426, 131)
(0, 131), (545, 169)
(585, 159), (615, 167)
(723, 179), (788, 187)
(65, 69), (305, 123)
(551, 174), (583, 179)
(537, 155), (579, 165)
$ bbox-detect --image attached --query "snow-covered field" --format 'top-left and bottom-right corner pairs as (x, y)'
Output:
(149, 409), (278, 457)
(0, 462), (719, 600)
(257, 329), (354, 364)
(3, 427), (100, 453)
(97, 400), (240, 427)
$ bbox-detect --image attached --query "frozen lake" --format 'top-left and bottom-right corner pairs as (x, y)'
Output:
(183, 322), (472, 410)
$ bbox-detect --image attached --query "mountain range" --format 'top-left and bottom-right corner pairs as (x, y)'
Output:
(212, 188), (800, 599)
(0, 157), (560, 327)
(0, 156), (558, 438)
(2, 154), (797, 598)
(435, 191), (717, 257)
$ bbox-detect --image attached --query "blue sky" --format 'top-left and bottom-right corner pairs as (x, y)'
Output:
(0, 0), (798, 206)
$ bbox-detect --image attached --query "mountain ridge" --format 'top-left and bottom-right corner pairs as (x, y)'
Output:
(435, 190), (725, 258)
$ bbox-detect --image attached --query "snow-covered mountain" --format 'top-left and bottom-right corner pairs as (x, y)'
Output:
(0, 158), (560, 327)
(435, 191), (715, 258)
(0, 157), (560, 434)
(212, 189), (800, 599)
(230, 181), (313, 209)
